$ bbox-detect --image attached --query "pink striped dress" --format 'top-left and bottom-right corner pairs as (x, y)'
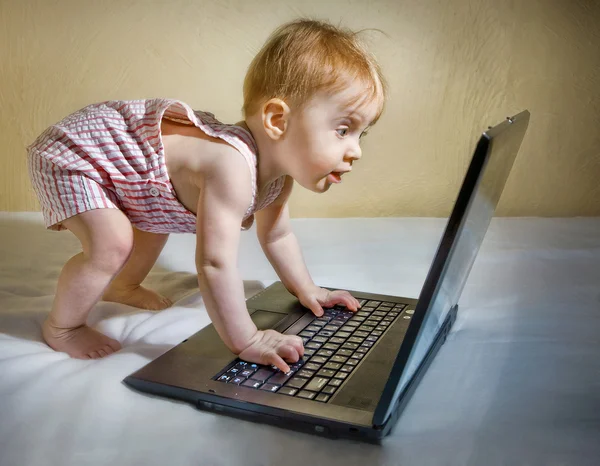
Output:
(27, 99), (286, 234)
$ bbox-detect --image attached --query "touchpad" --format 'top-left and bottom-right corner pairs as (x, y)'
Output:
(250, 310), (288, 331)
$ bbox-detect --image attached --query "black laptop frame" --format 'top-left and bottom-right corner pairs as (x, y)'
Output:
(374, 110), (530, 426)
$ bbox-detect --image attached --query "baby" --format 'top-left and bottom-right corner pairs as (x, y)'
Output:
(27, 19), (387, 372)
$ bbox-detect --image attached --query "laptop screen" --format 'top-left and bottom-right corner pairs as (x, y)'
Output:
(375, 112), (530, 424)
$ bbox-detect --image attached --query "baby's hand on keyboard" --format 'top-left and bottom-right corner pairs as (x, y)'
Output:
(299, 286), (361, 317)
(238, 329), (304, 373)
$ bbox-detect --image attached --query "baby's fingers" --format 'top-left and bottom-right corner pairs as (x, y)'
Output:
(267, 352), (290, 373)
(278, 342), (301, 365)
(287, 335), (304, 358)
(327, 291), (360, 311)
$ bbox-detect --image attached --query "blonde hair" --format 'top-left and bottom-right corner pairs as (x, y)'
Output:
(242, 19), (387, 123)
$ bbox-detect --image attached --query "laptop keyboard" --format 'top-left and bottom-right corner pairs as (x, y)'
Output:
(214, 299), (407, 402)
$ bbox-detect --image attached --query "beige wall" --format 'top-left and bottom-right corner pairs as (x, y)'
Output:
(1, 0), (599, 217)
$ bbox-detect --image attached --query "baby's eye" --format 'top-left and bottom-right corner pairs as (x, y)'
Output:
(336, 128), (349, 137)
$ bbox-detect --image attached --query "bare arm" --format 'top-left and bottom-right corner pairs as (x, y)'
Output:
(195, 148), (256, 353)
(255, 177), (360, 315)
(195, 153), (303, 371)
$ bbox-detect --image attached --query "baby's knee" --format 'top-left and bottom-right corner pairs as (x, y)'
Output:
(88, 236), (134, 274)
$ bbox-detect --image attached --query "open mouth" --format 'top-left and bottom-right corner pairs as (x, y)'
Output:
(327, 172), (343, 184)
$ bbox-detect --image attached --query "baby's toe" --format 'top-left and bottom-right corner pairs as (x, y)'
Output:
(107, 339), (122, 352)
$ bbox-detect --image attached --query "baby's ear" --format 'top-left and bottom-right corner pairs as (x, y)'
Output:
(262, 98), (290, 140)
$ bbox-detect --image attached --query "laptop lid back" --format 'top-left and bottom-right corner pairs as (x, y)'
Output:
(373, 111), (530, 426)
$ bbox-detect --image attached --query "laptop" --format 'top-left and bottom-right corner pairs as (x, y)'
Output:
(124, 110), (530, 442)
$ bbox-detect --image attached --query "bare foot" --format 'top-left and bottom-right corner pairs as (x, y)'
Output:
(102, 284), (172, 310)
(42, 319), (121, 359)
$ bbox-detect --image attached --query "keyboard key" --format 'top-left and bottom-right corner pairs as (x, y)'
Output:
(242, 380), (263, 389)
(351, 352), (365, 360)
(286, 377), (309, 389)
(310, 356), (328, 365)
(296, 390), (317, 400)
(240, 369), (255, 378)
(304, 348), (316, 357)
(318, 330), (334, 337)
(299, 330), (316, 338)
(316, 394), (331, 402)
(330, 337), (346, 344)
(339, 364), (355, 373)
(328, 378), (343, 387)
(353, 331), (369, 337)
(252, 368), (276, 382)
(336, 349), (353, 357)
(323, 343), (340, 351)
(305, 341), (322, 349)
(334, 372), (348, 380)
(345, 321), (360, 327)
(312, 336), (328, 344)
(324, 362), (342, 370)
(317, 369), (336, 378)
(260, 383), (280, 392)
(297, 369), (316, 379)
(330, 355), (348, 364)
(322, 385), (338, 395)
(230, 376), (246, 385)
(316, 349), (334, 357)
(306, 325), (321, 332)
(304, 362), (322, 371)
(356, 347), (369, 354)
(366, 336), (378, 342)
(269, 372), (294, 385)
(290, 360), (306, 370)
(304, 376), (330, 392)
(341, 342), (359, 350)
(346, 358), (359, 366)
(218, 374), (232, 382)
(278, 387), (298, 396)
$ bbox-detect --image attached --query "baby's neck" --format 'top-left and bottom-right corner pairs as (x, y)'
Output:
(235, 118), (286, 194)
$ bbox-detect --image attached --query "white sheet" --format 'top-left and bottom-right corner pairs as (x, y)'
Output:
(1, 213), (599, 465)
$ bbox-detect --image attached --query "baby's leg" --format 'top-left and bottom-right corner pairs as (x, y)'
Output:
(42, 209), (134, 359)
(102, 227), (172, 310)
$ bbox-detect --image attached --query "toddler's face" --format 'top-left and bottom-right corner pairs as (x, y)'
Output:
(284, 81), (381, 193)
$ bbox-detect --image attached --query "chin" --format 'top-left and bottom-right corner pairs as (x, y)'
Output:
(314, 179), (331, 193)
(298, 178), (331, 193)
